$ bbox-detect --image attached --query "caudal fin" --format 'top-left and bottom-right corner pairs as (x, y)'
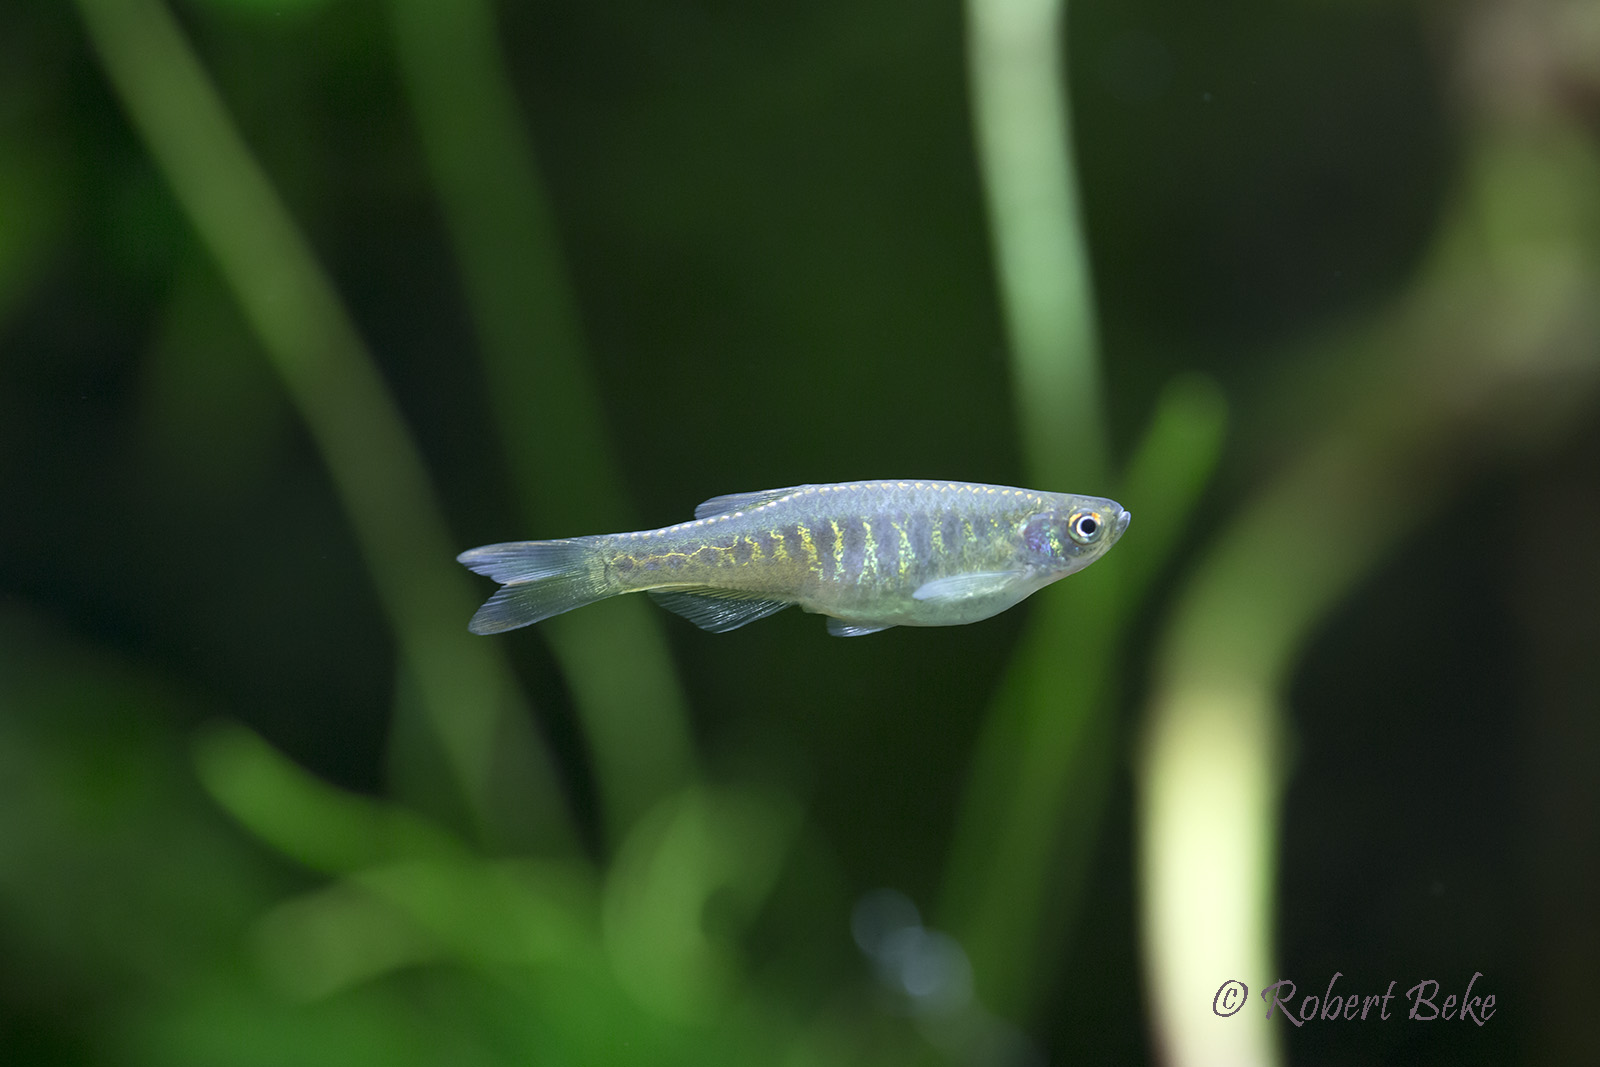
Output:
(456, 538), (614, 634)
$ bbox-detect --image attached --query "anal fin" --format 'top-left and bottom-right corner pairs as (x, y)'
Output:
(647, 587), (792, 633)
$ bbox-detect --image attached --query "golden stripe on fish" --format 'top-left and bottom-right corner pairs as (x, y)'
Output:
(889, 518), (913, 580)
(858, 518), (879, 586)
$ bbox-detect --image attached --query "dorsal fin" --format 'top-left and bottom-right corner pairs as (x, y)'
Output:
(693, 485), (803, 520)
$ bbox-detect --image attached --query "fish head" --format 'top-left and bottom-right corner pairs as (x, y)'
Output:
(1019, 495), (1131, 577)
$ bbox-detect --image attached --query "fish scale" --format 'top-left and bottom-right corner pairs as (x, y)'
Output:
(458, 480), (1130, 637)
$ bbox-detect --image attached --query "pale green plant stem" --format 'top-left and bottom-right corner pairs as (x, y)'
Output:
(74, 0), (569, 845)
(1140, 121), (1600, 1067)
(939, 379), (1224, 1015)
(388, 0), (696, 844)
(1141, 429), (1420, 1067)
(941, 0), (1119, 1016)
(966, 0), (1105, 488)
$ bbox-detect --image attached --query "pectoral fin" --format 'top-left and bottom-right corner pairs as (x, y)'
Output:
(647, 587), (792, 633)
(911, 570), (1027, 604)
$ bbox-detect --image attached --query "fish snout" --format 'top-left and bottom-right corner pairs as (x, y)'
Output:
(1111, 507), (1131, 542)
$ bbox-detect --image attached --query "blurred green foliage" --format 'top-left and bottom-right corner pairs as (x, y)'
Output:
(3, 1), (1599, 1065)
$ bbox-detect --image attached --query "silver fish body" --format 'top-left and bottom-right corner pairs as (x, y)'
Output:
(458, 480), (1130, 637)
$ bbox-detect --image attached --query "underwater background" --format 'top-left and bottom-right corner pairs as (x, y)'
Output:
(2, 1), (1597, 1064)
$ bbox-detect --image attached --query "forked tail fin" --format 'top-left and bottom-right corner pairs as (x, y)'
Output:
(456, 538), (615, 634)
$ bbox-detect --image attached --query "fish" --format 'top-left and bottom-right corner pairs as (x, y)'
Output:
(458, 480), (1130, 637)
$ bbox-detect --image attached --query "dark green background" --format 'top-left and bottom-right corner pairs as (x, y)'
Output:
(2, 1), (1596, 1064)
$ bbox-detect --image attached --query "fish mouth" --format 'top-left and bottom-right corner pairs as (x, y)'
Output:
(1110, 508), (1131, 543)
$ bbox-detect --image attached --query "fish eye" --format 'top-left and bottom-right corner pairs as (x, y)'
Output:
(1069, 511), (1102, 544)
